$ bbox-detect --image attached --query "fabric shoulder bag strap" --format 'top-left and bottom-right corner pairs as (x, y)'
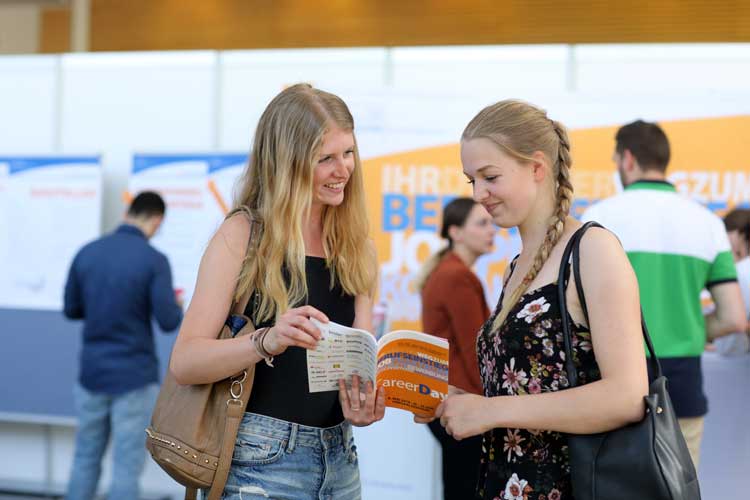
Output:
(204, 273), (256, 500)
(555, 221), (701, 500)
(200, 207), (259, 500)
(146, 207), (262, 500)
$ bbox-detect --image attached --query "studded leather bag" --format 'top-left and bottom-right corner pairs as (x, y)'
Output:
(146, 209), (260, 500)
(557, 222), (701, 500)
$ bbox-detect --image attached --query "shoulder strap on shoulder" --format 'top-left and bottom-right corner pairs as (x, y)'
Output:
(557, 221), (661, 387)
(226, 205), (261, 315)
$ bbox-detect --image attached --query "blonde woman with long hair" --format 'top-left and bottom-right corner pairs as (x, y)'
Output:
(417, 100), (648, 499)
(170, 84), (385, 500)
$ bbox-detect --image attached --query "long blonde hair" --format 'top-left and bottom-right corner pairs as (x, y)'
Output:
(231, 83), (376, 322)
(462, 100), (573, 330)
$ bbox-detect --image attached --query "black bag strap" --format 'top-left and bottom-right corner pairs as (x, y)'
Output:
(556, 221), (662, 388)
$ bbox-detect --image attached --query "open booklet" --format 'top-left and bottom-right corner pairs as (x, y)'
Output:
(307, 319), (449, 417)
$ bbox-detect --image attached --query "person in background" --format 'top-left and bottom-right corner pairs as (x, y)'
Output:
(581, 120), (747, 467)
(417, 196), (495, 500)
(418, 99), (649, 499)
(169, 84), (385, 500)
(725, 208), (750, 263)
(713, 208), (750, 355)
(63, 191), (183, 500)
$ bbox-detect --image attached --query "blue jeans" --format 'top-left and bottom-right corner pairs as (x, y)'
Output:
(215, 412), (361, 500)
(66, 383), (159, 500)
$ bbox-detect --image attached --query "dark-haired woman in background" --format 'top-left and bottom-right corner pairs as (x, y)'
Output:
(416, 197), (495, 500)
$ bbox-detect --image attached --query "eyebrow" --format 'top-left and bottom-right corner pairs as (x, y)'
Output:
(319, 144), (355, 156)
(464, 164), (499, 176)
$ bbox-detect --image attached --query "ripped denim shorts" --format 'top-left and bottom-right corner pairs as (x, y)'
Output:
(213, 412), (360, 500)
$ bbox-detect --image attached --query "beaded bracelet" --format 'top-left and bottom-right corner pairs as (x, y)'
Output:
(252, 327), (275, 367)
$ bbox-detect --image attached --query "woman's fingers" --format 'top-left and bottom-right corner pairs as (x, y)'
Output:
(279, 326), (318, 350)
(290, 315), (323, 340)
(374, 389), (386, 421)
(362, 381), (376, 415)
(271, 305), (330, 352)
(339, 377), (386, 426)
(350, 375), (361, 411)
(434, 400), (445, 418)
(294, 305), (329, 324)
(338, 379), (352, 414)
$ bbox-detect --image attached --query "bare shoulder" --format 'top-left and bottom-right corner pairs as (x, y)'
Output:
(578, 227), (634, 280)
(579, 227), (625, 258)
(214, 212), (252, 257)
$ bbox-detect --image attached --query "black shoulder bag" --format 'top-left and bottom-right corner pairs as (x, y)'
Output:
(556, 221), (701, 500)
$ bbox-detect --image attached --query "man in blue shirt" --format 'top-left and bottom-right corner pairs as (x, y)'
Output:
(64, 191), (183, 500)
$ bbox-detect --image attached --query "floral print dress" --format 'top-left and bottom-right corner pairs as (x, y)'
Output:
(476, 259), (601, 500)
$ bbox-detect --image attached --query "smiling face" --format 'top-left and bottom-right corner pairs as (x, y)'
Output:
(312, 125), (356, 210)
(460, 137), (540, 229)
(451, 203), (496, 257)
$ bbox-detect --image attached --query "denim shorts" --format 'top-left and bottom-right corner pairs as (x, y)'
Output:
(217, 412), (360, 500)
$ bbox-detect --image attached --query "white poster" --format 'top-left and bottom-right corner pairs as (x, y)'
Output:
(129, 155), (221, 308)
(0, 156), (101, 310)
(129, 154), (246, 308)
(207, 154), (247, 221)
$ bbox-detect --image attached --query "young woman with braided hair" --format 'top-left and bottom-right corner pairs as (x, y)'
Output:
(417, 100), (648, 499)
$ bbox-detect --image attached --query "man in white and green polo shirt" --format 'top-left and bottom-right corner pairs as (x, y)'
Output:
(582, 120), (746, 467)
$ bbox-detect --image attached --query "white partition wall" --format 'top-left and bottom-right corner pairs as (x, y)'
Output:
(219, 48), (389, 150)
(60, 51), (218, 232)
(0, 56), (59, 152)
(573, 43), (750, 92)
(390, 45), (571, 93)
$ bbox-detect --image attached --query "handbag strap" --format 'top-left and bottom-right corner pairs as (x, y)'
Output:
(205, 206), (260, 500)
(207, 398), (246, 500)
(229, 206), (261, 316)
(556, 221), (662, 388)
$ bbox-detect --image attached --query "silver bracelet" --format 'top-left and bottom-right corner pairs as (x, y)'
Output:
(252, 327), (275, 367)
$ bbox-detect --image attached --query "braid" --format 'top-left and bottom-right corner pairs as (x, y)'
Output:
(490, 119), (574, 331)
(552, 119), (574, 224)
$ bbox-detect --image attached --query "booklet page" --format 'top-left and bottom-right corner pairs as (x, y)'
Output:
(307, 319), (377, 393)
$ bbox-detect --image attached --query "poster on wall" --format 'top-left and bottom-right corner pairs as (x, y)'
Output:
(129, 154), (245, 308)
(360, 93), (750, 333)
(207, 154), (247, 219)
(0, 156), (101, 310)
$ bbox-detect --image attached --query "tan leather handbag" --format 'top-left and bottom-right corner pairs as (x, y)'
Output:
(146, 211), (260, 500)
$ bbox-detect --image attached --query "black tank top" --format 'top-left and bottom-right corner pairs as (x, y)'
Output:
(245, 256), (355, 428)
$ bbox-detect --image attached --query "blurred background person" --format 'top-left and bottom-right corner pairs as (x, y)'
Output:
(416, 197), (495, 500)
(582, 120), (747, 467)
(713, 209), (750, 355)
(724, 208), (750, 263)
(63, 191), (184, 500)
